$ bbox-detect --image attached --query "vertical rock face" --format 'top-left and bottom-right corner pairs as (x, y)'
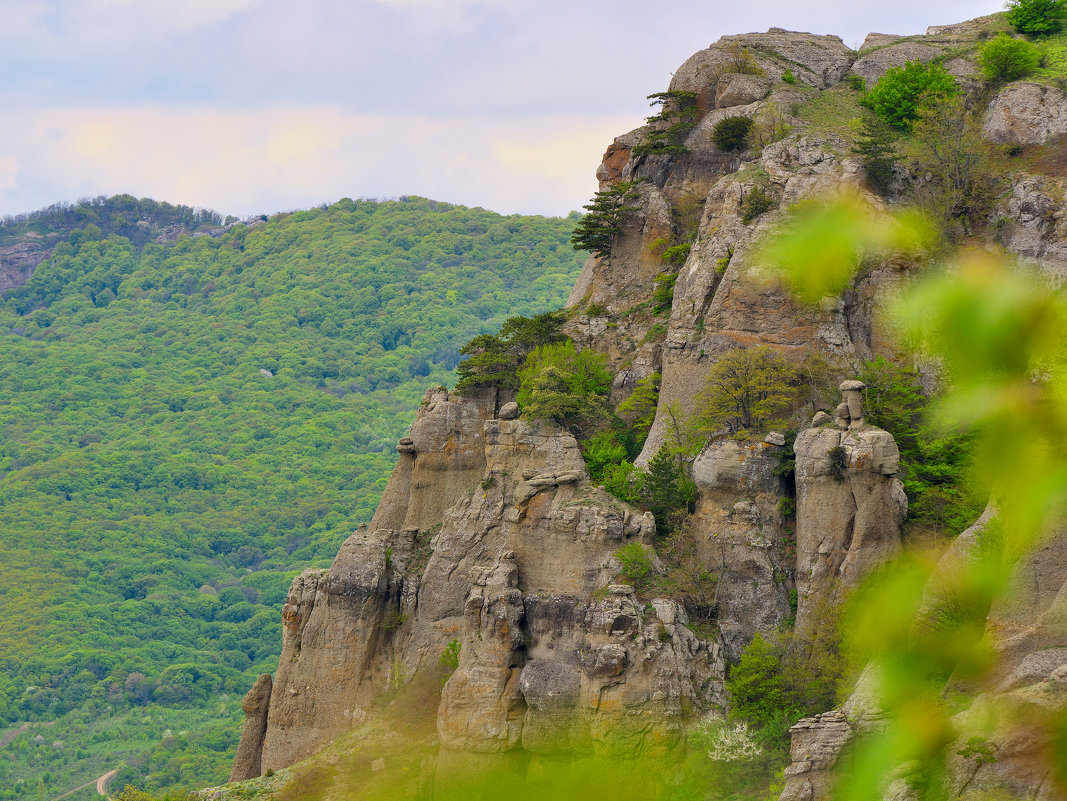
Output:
(778, 507), (1067, 801)
(792, 391), (906, 634)
(230, 20), (1067, 794)
(0, 241), (50, 294)
(690, 438), (793, 661)
(240, 395), (723, 776)
(431, 416), (721, 757)
(228, 674), (273, 782)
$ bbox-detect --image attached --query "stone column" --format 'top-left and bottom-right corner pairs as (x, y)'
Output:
(229, 673), (273, 782)
(838, 380), (866, 429)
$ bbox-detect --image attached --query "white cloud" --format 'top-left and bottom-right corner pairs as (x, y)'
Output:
(0, 0), (1001, 215)
(0, 0), (261, 44)
(0, 106), (638, 217)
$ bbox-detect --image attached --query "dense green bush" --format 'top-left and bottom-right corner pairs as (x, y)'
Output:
(695, 346), (796, 435)
(454, 310), (566, 392)
(517, 340), (612, 434)
(852, 115), (899, 195)
(859, 356), (980, 533)
(640, 445), (696, 538)
(727, 612), (845, 739)
(726, 634), (792, 732)
(861, 61), (959, 131)
(740, 186), (776, 223)
(661, 243), (691, 266)
(1006, 0), (1067, 34)
(614, 542), (653, 586)
(653, 272), (678, 313)
(979, 33), (1042, 81)
(582, 431), (630, 481)
(713, 116), (755, 152)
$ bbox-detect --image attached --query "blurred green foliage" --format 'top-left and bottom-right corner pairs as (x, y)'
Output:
(860, 357), (981, 534)
(762, 192), (1067, 801)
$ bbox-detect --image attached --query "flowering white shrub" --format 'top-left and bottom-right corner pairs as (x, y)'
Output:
(706, 722), (763, 762)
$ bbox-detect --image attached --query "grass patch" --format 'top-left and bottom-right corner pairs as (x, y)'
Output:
(794, 87), (866, 140)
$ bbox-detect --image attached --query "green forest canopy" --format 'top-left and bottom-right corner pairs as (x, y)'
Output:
(0, 194), (584, 797)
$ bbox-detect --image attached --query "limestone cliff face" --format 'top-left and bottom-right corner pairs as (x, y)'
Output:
(690, 437), (793, 662)
(793, 424), (906, 634)
(230, 17), (1067, 793)
(241, 390), (723, 773)
(778, 506), (1067, 801)
(0, 239), (50, 294)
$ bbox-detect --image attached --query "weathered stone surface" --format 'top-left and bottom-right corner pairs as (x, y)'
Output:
(793, 424), (905, 634)
(780, 507), (1067, 801)
(259, 525), (421, 771)
(998, 176), (1067, 286)
(232, 21), (1067, 794)
(228, 674), (273, 782)
(0, 240), (50, 295)
(715, 73), (771, 108)
(859, 32), (904, 50)
(778, 710), (854, 801)
(438, 554), (526, 752)
(983, 83), (1067, 146)
(371, 386), (496, 532)
(498, 401), (519, 420)
(691, 438), (792, 660)
(852, 41), (945, 84)
(672, 29), (853, 92)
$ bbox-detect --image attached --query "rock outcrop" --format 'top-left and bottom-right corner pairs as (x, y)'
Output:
(792, 386), (906, 634)
(777, 504), (1067, 801)
(237, 391), (723, 774)
(690, 437), (792, 661)
(229, 674), (272, 782)
(227, 18), (1067, 801)
(983, 83), (1067, 146)
(0, 239), (50, 294)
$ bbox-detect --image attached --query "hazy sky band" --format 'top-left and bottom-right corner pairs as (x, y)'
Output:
(0, 0), (999, 218)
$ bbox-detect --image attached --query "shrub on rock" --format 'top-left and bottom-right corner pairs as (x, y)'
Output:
(979, 33), (1042, 82)
(861, 61), (959, 131)
(713, 115), (755, 152)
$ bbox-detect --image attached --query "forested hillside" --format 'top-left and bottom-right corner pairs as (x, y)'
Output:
(0, 196), (584, 798)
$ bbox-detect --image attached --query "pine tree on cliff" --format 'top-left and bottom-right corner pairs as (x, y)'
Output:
(570, 180), (641, 258)
(641, 444), (695, 539)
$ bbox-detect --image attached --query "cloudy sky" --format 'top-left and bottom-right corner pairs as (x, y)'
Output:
(0, 0), (999, 219)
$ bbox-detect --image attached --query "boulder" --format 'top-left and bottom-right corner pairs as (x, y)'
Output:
(715, 73), (771, 108)
(983, 82), (1067, 146)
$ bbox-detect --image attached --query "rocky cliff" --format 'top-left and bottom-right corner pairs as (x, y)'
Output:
(223, 12), (1067, 799)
